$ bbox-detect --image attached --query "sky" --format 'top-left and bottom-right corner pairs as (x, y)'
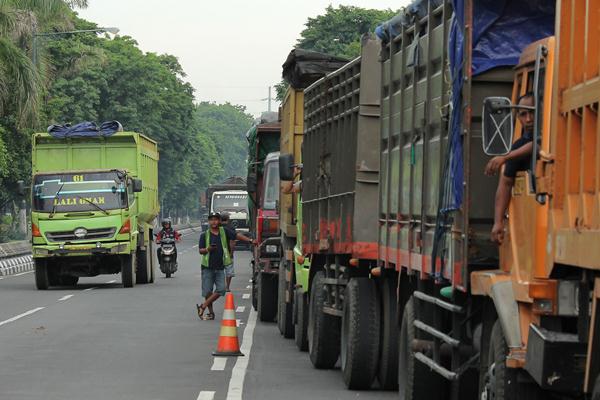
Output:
(78, 0), (409, 117)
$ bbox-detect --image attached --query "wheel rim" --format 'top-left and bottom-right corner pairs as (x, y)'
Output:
(481, 361), (497, 400)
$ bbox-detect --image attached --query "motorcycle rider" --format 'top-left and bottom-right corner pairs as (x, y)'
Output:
(156, 218), (182, 264)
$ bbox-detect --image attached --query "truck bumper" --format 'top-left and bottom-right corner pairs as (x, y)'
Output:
(524, 324), (586, 394)
(32, 242), (131, 258)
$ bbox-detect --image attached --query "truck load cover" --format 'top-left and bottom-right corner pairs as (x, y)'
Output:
(302, 34), (380, 259)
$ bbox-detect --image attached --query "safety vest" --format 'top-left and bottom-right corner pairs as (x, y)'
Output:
(201, 227), (232, 268)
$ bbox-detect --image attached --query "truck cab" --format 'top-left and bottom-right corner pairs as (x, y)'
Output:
(210, 189), (250, 244)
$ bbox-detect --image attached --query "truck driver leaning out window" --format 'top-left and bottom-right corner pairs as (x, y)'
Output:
(281, 165), (302, 194)
(484, 93), (535, 244)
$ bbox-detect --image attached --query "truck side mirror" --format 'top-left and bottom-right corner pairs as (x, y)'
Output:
(482, 97), (514, 156)
(247, 173), (257, 193)
(279, 153), (294, 181)
(16, 180), (26, 196)
(133, 179), (143, 193)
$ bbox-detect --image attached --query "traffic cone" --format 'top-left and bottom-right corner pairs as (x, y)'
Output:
(212, 292), (244, 357)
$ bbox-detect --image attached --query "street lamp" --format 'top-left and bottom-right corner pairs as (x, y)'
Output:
(32, 27), (120, 65)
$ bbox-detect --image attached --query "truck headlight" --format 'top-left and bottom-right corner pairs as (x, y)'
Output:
(266, 245), (278, 254)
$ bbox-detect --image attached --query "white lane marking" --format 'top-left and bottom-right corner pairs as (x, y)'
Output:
(106, 280), (116, 284)
(245, 285), (251, 289)
(13, 271), (33, 277)
(236, 306), (245, 313)
(211, 357), (227, 371)
(0, 277), (3, 280)
(83, 287), (96, 292)
(196, 390), (215, 400)
(248, 279), (252, 283)
(242, 293), (250, 299)
(192, 244), (199, 249)
(226, 308), (257, 400)
(57, 295), (74, 302)
(0, 307), (45, 327)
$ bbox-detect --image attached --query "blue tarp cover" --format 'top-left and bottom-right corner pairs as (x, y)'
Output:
(47, 121), (123, 138)
(446, 0), (555, 209)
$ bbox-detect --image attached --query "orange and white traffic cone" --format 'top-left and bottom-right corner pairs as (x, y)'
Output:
(212, 292), (244, 357)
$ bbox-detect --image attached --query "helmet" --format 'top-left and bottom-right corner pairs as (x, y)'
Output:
(161, 218), (172, 228)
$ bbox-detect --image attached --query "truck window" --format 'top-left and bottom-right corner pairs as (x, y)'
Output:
(212, 193), (248, 213)
(262, 161), (279, 210)
(32, 171), (128, 213)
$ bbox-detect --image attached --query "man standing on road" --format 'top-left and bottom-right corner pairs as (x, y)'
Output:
(220, 212), (255, 292)
(197, 212), (236, 320)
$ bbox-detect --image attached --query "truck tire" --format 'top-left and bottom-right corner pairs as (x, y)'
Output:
(258, 272), (277, 322)
(59, 276), (79, 286)
(592, 374), (600, 400)
(308, 271), (340, 369)
(378, 277), (399, 390)
(251, 265), (258, 311)
(121, 254), (136, 288)
(399, 296), (444, 400)
(340, 278), (380, 390)
(295, 291), (309, 351)
(480, 321), (543, 400)
(277, 261), (294, 338)
(148, 239), (155, 283)
(34, 259), (49, 290)
(136, 243), (152, 284)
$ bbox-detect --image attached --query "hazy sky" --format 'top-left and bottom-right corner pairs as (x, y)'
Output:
(78, 1), (409, 117)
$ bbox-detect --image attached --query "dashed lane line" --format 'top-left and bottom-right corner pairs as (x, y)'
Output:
(196, 391), (215, 400)
(106, 280), (116, 284)
(236, 306), (245, 313)
(83, 287), (96, 291)
(211, 357), (227, 371)
(245, 285), (251, 289)
(13, 271), (33, 277)
(226, 308), (257, 400)
(0, 307), (45, 328)
(57, 294), (74, 302)
(242, 294), (250, 299)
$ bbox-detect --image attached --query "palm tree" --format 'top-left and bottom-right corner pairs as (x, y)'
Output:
(0, 0), (87, 125)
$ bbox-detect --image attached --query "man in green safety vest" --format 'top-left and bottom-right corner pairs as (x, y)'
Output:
(197, 212), (237, 320)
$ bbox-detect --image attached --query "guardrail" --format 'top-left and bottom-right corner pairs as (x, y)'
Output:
(0, 222), (202, 277)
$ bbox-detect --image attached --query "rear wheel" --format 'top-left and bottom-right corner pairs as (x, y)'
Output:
(480, 321), (543, 400)
(136, 247), (150, 284)
(34, 259), (49, 290)
(592, 374), (600, 400)
(278, 261), (294, 338)
(148, 239), (155, 283)
(378, 277), (399, 390)
(399, 297), (445, 400)
(341, 278), (380, 389)
(251, 264), (258, 310)
(295, 291), (309, 351)
(308, 271), (340, 369)
(258, 271), (277, 322)
(121, 254), (136, 288)
(166, 267), (172, 278)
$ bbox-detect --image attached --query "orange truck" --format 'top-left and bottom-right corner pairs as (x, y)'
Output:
(378, 0), (600, 398)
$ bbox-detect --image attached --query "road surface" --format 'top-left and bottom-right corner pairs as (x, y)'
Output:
(0, 232), (396, 399)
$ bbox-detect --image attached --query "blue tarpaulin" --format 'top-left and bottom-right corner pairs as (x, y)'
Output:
(446, 0), (555, 210)
(47, 121), (123, 138)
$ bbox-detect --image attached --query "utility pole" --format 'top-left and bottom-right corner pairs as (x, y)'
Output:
(268, 86), (272, 112)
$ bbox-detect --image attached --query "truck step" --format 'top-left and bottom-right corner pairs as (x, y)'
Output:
(414, 352), (458, 381)
(323, 277), (348, 286)
(413, 290), (463, 313)
(414, 319), (460, 347)
(323, 306), (344, 317)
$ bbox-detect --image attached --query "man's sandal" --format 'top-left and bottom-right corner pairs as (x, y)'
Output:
(196, 303), (206, 319)
(201, 312), (215, 321)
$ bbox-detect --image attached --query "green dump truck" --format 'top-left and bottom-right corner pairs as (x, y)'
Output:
(30, 131), (159, 289)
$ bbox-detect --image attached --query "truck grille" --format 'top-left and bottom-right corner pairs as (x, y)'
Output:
(46, 228), (117, 243)
(230, 219), (248, 229)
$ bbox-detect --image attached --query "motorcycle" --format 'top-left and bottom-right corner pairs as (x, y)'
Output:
(158, 235), (178, 278)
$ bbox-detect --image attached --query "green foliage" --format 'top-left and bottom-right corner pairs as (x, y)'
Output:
(297, 5), (396, 59)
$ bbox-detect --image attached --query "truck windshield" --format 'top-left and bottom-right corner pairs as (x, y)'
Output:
(212, 193), (248, 213)
(33, 171), (127, 213)
(262, 161), (279, 210)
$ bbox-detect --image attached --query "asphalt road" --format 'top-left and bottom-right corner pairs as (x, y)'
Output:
(0, 233), (396, 400)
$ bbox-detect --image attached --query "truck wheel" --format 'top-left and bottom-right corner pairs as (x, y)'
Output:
(34, 259), (49, 290)
(251, 265), (258, 311)
(340, 278), (380, 390)
(378, 277), (399, 390)
(399, 296), (445, 400)
(136, 248), (150, 284)
(592, 374), (600, 400)
(121, 254), (136, 288)
(59, 276), (79, 286)
(148, 239), (155, 284)
(295, 291), (309, 351)
(258, 272), (277, 322)
(278, 261), (294, 338)
(308, 271), (340, 369)
(480, 321), (543, 400)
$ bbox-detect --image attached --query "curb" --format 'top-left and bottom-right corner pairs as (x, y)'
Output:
(0, 255), (34, 277)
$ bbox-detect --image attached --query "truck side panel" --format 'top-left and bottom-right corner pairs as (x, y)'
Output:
(302, 35), (381, 259)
